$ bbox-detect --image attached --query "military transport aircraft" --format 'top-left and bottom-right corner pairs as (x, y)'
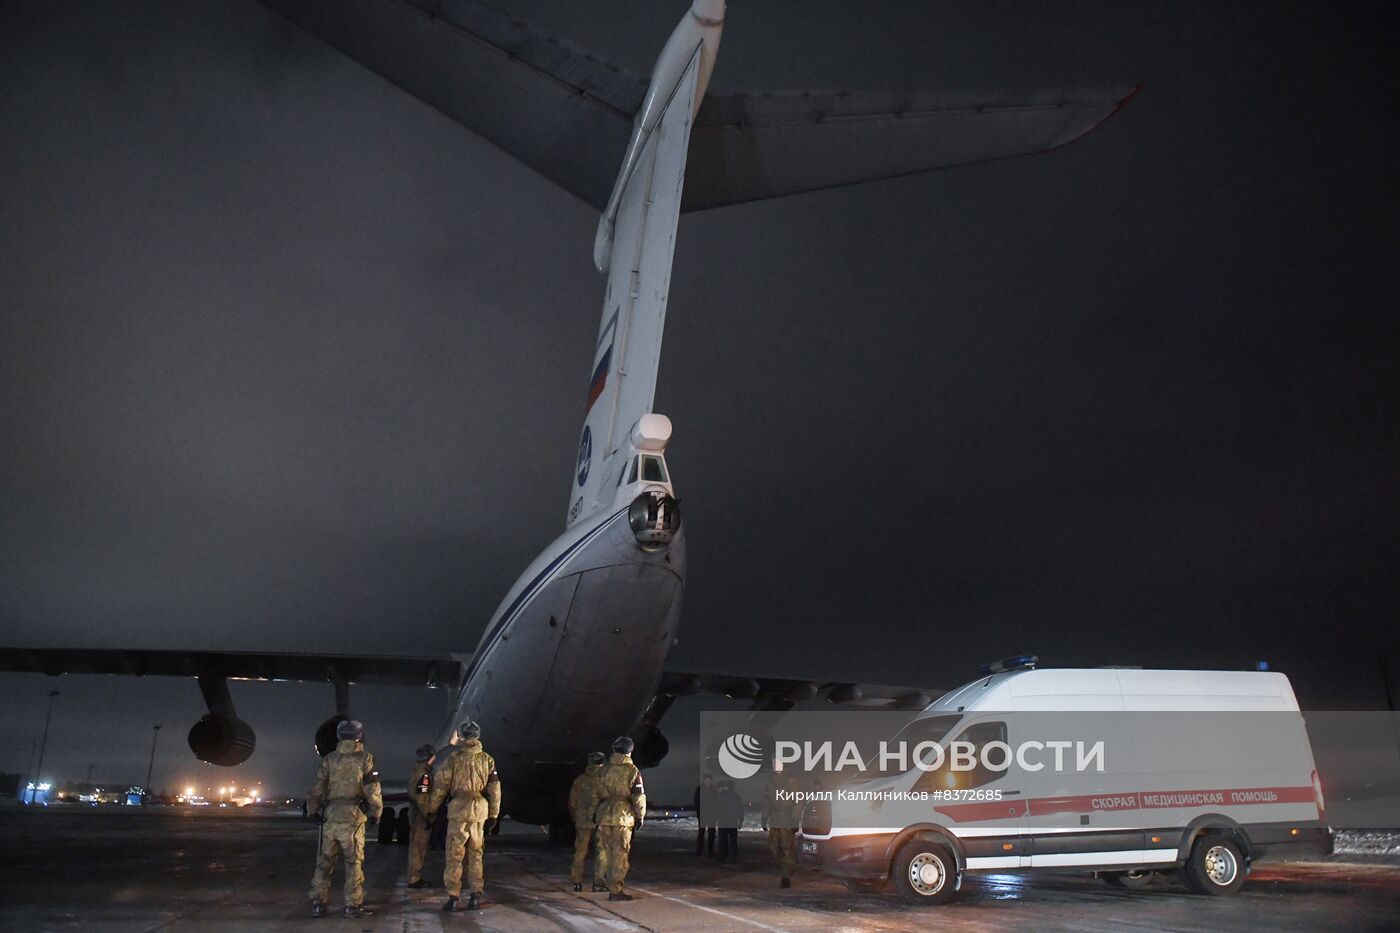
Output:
(0, 0), (1134, 831)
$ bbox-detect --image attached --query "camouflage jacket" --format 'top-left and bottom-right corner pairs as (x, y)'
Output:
(590, 753), (646, 827)
(307, 739), (383, 825)
(763, 772), (802, 827)
(427, 739), (500, 823)
(567, 763), (603, 825)
(409, 759), (433, 818)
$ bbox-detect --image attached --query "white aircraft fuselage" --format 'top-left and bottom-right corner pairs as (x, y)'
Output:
(435, 2), (723, 825)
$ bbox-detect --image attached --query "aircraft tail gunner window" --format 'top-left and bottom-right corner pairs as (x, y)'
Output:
(627, 457), (639, 484)
(641, 456), (668, 483)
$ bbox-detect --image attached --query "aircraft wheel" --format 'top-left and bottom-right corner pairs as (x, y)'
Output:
(430, 810), (447, 851)
(377, 807), (398, 845)
(395, 809), (411, 843)
(547, 819), (575, 845)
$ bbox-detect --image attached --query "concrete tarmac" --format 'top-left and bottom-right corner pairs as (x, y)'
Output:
(0, 807), (1397, 932)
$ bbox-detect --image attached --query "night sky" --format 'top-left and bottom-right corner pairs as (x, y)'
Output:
(1, 1), (1396, 800)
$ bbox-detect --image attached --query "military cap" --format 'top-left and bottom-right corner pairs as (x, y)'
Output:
(336, 719), (363, 741)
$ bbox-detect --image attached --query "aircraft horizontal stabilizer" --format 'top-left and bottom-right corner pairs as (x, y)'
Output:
(0, 646), (464, 691)
(257, 0), (1135, 212)
(685, 86), (1140, 211)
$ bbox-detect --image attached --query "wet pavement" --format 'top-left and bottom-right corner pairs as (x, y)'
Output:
(0, 807), (1397, 932)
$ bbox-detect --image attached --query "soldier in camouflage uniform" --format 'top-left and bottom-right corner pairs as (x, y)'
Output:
(589, 736), (646, 901)
(307, 719), (383, 918)
(406, 743), (436, 889)
(764, 768), (800, 888)
(568, 751), (606, 891)
(427, 720), (500, 912)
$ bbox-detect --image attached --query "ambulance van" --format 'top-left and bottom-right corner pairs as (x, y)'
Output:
(796, 660), (1332, 903)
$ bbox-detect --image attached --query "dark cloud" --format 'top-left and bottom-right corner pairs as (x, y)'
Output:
(1, 0), (1397, 798)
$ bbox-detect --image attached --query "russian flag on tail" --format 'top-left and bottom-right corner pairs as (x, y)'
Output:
(585, 344), (612, 412)
(586, 312), (619, 413)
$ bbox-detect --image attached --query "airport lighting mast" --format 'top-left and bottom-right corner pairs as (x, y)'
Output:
(29, 689), (60, 804)
(143, 724), (162, 805)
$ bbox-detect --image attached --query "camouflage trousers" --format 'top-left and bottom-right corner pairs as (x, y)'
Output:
(569, 823), (596, 885)
(309, 820), (366, 906)
(595, 825), (633, 894)
(407, 811), (431, 884)
(768, 827), (797, 880)
(444, 817), (486, 897)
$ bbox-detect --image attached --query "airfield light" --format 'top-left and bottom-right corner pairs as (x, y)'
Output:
(185, 786), (195, 797)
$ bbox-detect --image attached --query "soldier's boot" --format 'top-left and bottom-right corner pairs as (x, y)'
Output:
(780, 877), (792, 889)
(344, 905), (374, 918)
(310, 902), (326, 919)
(609, 892), (634, 902)
(572, 883), (583, 892)
(466, 894), (480, 911)
(442, 896), (462, 912)
(407, 879), (432, 889)
(592, 883), (607, 893)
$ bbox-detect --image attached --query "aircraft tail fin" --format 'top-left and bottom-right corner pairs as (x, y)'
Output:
(566, 51), (700, 527)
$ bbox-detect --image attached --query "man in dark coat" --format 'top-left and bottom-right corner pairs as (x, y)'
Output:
(693, 772), (717, 855)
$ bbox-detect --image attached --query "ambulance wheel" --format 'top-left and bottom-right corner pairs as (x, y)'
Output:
(892, 841), (956, 904)
(842, 877), (889, 895)
(377, 808), (398, 845)
(1103, 869), (1155, 889)
(1184, 834), (1245, 896)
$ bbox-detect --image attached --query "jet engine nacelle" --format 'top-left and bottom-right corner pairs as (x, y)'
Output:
(629, 489), (680, 551)
(315, 714), (353, 757)
(187, 713), (256, 766)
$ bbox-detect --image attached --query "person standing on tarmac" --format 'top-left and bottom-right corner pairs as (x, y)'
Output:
(568, 751), (606, 891)
(307, 719), (383, 919)
(590, 736), (646, 901)
(427, 720), (501, 912)
(694, 772), (717, 856)
(764, 767), (800, 888)
(714, 779), (742, 863)
(406, 743), (436, 889)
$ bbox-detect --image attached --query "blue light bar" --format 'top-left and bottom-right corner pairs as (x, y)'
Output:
(979, 654), (1039, 675)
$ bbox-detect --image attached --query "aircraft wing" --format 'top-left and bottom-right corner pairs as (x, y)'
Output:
(655, 668), (942, 712)
(256, 0), (1136, 212)
(0, 646), (463, 691)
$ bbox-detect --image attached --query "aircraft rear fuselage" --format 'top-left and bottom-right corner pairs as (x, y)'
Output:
(440, 503), (685, 823)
